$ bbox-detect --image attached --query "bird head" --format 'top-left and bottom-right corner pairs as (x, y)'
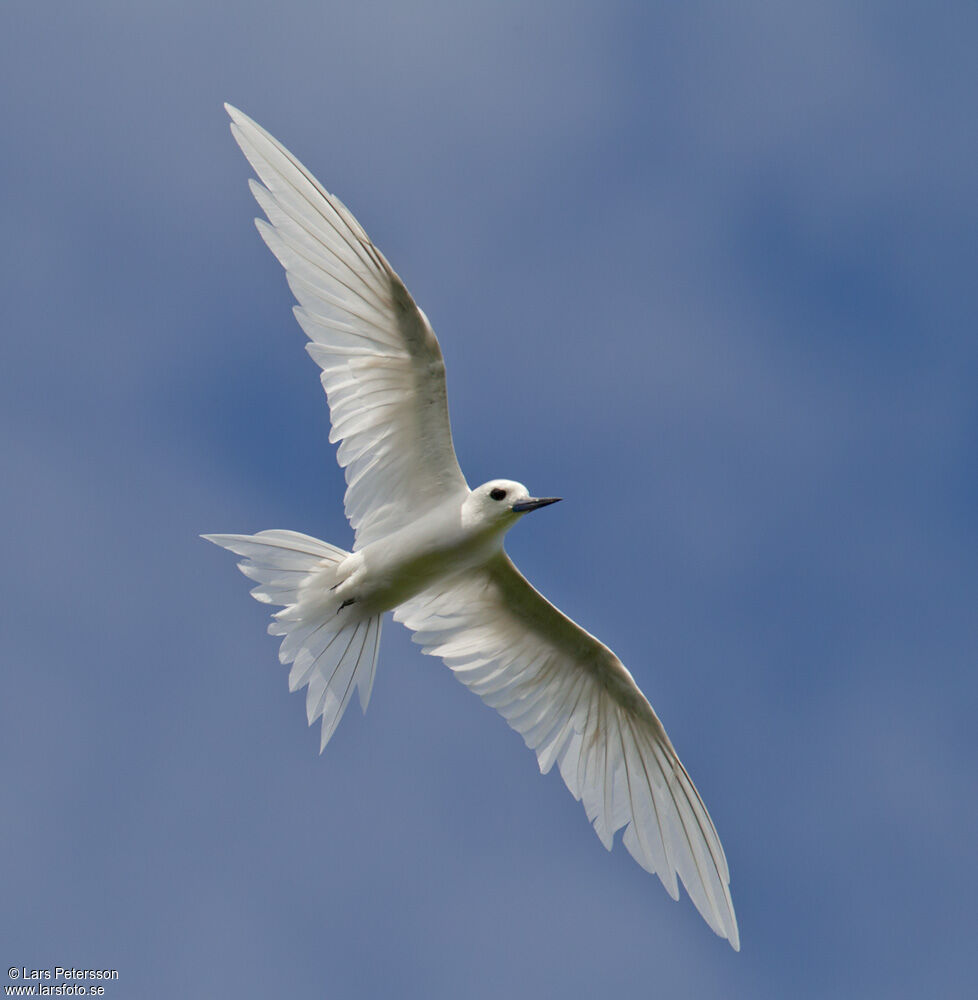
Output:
(465, 480), (562, 528)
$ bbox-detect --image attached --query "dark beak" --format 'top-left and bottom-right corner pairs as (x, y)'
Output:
(511, 496), (562, 513)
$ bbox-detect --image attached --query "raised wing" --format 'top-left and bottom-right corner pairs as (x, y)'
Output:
(227, 105), (469, 549)
(394, 551), (739, 949)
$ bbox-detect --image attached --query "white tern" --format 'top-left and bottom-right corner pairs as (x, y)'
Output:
(205, 105), (739, 949)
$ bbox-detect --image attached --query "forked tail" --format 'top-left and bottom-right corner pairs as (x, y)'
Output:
(202, 530), (382, 750)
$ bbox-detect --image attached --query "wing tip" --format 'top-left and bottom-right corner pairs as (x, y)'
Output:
(225, 101), (247, 125)
(201, 532), (235, 548)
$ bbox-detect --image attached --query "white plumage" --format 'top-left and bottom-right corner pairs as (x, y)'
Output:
(205, 105), (739, 950)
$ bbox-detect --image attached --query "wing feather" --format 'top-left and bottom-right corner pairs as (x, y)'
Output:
(394, 551), (739, 949)
(226, 105), (468, 548)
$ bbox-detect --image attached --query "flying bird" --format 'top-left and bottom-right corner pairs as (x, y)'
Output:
(205, 105), (739, 949)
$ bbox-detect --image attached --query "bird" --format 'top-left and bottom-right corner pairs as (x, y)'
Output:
(205, 104), (739, 950)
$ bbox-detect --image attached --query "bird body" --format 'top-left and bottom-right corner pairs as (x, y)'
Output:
(206, 105), (740, 950)
(333, 479), (535, 617)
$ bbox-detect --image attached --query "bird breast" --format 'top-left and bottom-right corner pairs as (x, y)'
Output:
(339, 501), (504, 616)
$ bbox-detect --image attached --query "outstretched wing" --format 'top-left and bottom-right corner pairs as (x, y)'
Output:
(227, 106), (469, 549)
(394, 551), (739, 949)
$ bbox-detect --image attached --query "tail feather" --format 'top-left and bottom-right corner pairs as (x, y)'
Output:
(203, 530), (382, 749)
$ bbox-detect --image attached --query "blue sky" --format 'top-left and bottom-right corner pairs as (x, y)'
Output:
(2, 2), (976, 996)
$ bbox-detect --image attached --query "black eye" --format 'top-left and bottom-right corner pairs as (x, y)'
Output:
(490, 487), (507, 501)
